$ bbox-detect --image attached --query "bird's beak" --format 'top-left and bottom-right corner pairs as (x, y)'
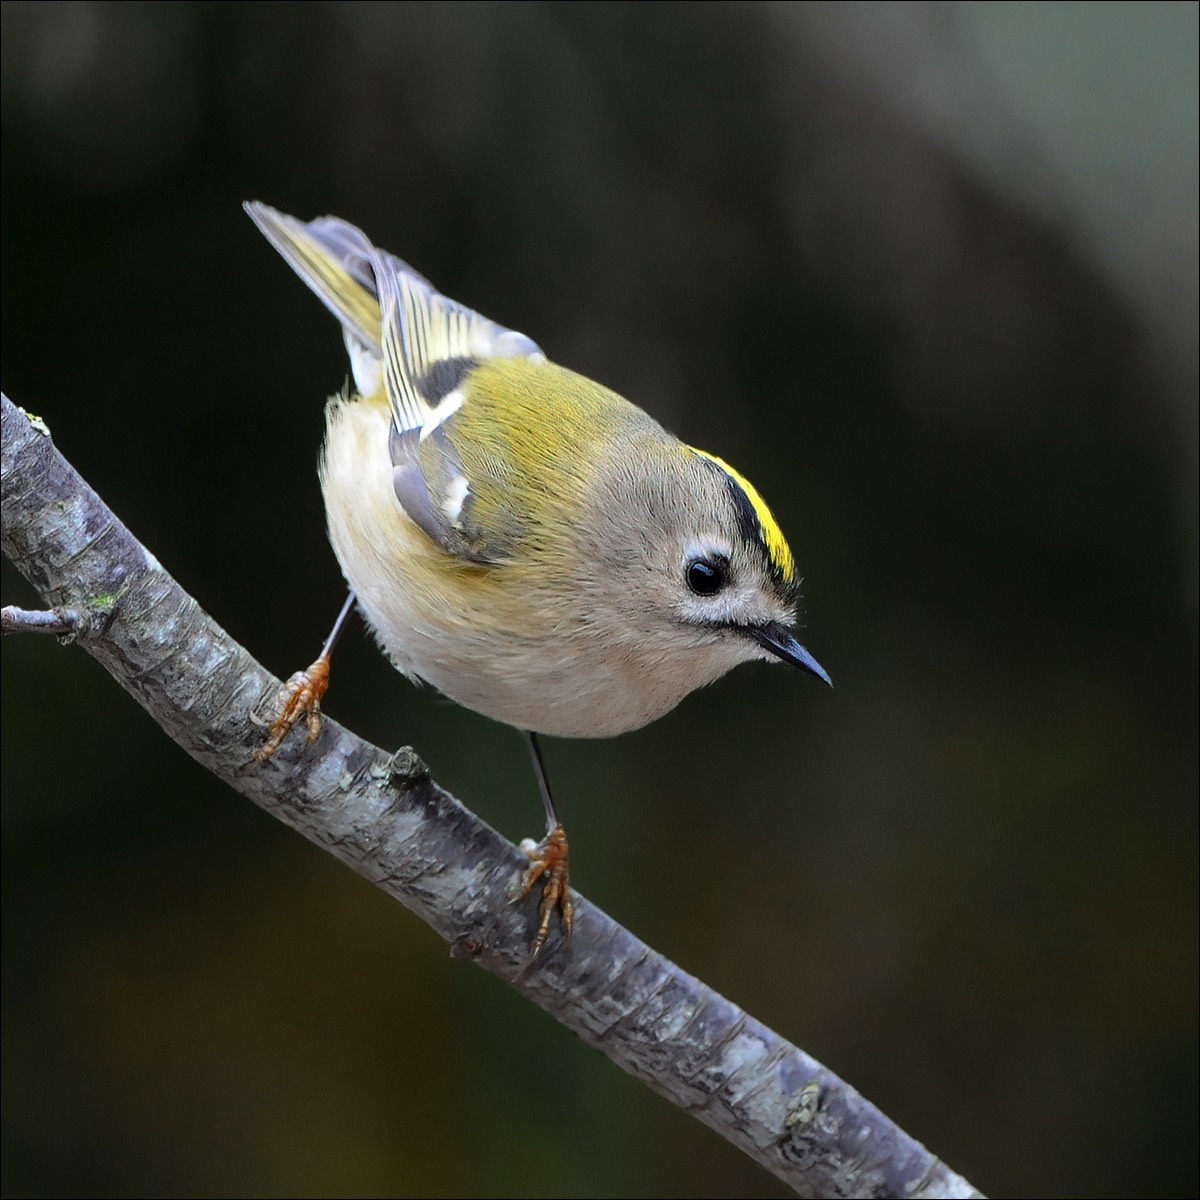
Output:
(750, 621), (832, 686)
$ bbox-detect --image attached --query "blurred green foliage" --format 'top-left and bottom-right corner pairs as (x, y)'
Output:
(3, 4), (1196, 1197)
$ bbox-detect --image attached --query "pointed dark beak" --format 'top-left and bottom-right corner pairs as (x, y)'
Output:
(750, 621), (832, 686)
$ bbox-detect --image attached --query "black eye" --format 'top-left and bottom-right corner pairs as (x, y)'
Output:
(686, 557), (726, 596)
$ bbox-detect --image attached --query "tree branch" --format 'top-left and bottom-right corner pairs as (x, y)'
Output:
(1, 393), (981, 1199)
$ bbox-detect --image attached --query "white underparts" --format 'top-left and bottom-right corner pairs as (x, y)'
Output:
(344, 332), (383, 397)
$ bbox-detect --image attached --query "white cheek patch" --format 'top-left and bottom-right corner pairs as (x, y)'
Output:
(442, 471), (471, 525)
(420, 388), (465, 440)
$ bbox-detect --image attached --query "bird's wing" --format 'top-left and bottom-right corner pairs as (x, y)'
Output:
(246, 201), (544, 563)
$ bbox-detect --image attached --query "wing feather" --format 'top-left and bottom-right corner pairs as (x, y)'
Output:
(247, 201), (544, 564)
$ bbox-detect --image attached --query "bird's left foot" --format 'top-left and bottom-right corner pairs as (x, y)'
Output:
(253, 655), (331, 762)
(508, 824), (572, 958)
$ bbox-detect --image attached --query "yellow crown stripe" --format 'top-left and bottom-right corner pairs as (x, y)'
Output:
(689, 448), (796, 583)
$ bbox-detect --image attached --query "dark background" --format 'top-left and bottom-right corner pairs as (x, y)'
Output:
(3, 4), (1196, 1197)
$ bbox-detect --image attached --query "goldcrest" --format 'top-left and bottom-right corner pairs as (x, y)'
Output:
(246, 202), (828, 733)
(246, 202), (829, 947)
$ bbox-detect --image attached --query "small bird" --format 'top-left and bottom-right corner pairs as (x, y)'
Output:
(246, 202), (830, 954)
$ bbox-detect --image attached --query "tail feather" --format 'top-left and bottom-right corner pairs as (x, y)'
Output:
(245, 201), (544, 434)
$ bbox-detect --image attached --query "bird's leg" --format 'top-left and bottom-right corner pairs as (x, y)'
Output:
(509, 730), (572, 957)
(254, 591), (357, 761)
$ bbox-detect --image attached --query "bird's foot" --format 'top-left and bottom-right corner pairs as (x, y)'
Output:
(253, 655), (331, 762)
(509, 823), (572, 959)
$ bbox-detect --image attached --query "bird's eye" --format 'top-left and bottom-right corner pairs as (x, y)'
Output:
(686, 557), (726, 596)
